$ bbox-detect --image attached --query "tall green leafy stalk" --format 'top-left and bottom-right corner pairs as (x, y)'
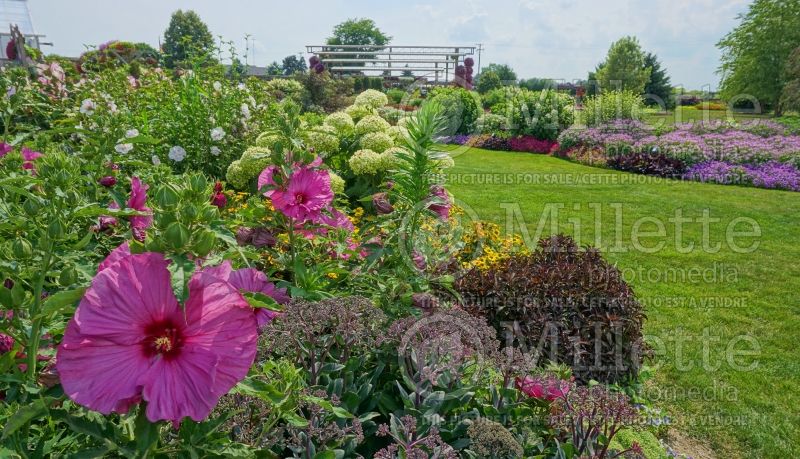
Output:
(389, 102), (446, 274)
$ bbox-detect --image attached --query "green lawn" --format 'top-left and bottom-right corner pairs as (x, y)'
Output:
(445, 148), (800, 458)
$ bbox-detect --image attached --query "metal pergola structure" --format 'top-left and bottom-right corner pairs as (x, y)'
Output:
(305, 45), (475, 84)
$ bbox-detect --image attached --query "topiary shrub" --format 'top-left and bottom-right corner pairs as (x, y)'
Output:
(455, 235), (647, 384)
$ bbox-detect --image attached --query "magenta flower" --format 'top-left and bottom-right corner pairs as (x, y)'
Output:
(57, 252), (258, 424)
(127, 177), (152, 241)
(428, 185), (451, 220)
(257, 165), (280, 197)
(21, 147), (43, 173)
(97, 242), (130, 272)
(271, 167), (333, 222)
(515, 375), (572, 401)
(0, 143), (12, 157)
(201, 261), (289, 328)
(99, 176), (117, 187)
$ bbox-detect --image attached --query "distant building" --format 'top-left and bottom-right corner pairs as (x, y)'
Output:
(0, 0), (47, 56)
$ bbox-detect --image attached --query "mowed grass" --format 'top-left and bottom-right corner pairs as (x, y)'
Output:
(444, 148), (800, 458)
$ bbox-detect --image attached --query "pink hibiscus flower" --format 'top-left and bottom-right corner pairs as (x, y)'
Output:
(127, 177), (152, 241)
(201, 261), (289, 328)
(257, 165), (280, 197)
(515, 375), (572, 402)
(21, 147), (43, 173)
(271, 167), (333, 222)
(57, 252), (258, 424)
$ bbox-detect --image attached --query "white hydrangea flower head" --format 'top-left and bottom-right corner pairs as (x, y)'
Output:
(114, 143), (133, 154)
(211, 127), (226, 141)
(79, 98), (96, 115)
(168, 145), (187, 162)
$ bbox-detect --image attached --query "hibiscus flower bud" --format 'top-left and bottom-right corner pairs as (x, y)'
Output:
(235, 227), (254, 246)
(211, 192), (227, 210)
(193, 229), (217, 257)
(12, 238), (32, 259)
(99, 176), (117, 187)
(23, 199), (40, 216)
(164, 222), (190, 249)
(251, 227), (277, 248)
(47, 220), (65, 239)
(155, 185), (180, 208)
(59, 266), (78, 286)
(372, 192), (393, 214)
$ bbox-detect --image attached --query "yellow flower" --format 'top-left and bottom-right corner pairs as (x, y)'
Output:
(326, 272), (339, 280)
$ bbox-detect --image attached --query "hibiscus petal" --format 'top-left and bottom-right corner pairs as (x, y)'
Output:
(138, 349), (220, 423)
(182, 272), (258, 399)
(57, 320), (149, 415)
(75, 252), (180, 343)
(97, 242), (131, 273)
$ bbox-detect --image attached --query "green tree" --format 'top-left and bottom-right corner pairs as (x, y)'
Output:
(595, 36), (651, 94)
(643, 52), (673, 108)
(162, 10), (215, 68)
(326, 18), (391, 73)
(781, 47), (800, 113)
(266, 61), (282, 76)
(482, 63), (517, 83)
(717, 0), (800, 115)
(476, 70), (502, 93)
(281, 55), (307, 75)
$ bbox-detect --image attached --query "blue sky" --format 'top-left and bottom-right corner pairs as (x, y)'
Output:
(28, 0), (750, 89)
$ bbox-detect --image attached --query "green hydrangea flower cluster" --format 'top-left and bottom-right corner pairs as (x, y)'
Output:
(329, 171), (345, 195)
(304, 125), (340, 157)
(226, 146), (271, 189)
(354, 89), (389, 109)
(345, 104), (374, 122)
(359, 131), (394, 153)
(355, 115), (391, 135)
(349, 149), (397, 175)
(323, 111), (355, 134)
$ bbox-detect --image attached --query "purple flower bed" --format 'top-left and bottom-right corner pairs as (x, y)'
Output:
(684, 160), (800, 191)
(440, 134), (471, 145)
(557, 120), (800, 192)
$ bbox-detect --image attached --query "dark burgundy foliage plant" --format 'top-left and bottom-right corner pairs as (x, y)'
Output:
(508, 136), (559, 153)
(606, 152), (686, 178)
(455, 235), (648, 384)
(469, 134), (511, 151)
(549, 385), (642, 458)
